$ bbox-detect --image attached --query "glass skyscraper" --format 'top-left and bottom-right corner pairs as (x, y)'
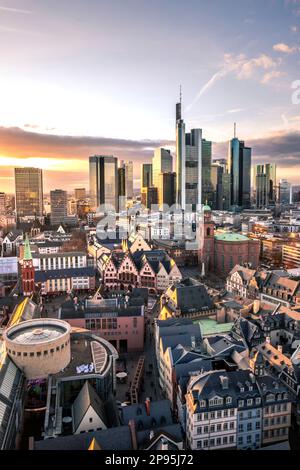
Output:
(89, 155), (118, 211)
(228, 137), (252, 209)
(14, 167), (43, 220)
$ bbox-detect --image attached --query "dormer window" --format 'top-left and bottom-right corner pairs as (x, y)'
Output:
(200, 400), (206, 407)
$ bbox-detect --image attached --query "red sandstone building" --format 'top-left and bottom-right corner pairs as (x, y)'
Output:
(199, 206), (260, 276)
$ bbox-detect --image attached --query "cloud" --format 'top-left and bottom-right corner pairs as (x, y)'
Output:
(261, 70), (286, 84)
(291, 25), (298, 32)
(0, 5), (31, 14)
(273, 42), (297, 54)
(187, 53), (281, 110)
(0, 126), (173, 191)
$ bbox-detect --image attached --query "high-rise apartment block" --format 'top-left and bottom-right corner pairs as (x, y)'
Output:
(228, 128), (252, 209)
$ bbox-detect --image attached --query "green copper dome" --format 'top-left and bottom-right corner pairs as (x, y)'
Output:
(214, 233), (249, 242)
(203, 204), (211, 212)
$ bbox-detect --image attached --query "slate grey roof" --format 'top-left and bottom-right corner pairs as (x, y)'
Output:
(35, 425), (133, 450)
(166, 280), (213, 313)
(121, 399), (173, 430)
(35, 267), (95, 282)
(72, 381), (107, 432)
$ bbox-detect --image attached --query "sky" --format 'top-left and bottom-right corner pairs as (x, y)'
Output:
(0, 0), (300, 192)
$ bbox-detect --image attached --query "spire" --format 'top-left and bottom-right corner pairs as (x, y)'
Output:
(88, 437), (101, 451)
(23, 235), (32, 261)
(234, 122), (237, 139)
(179, 84), (182, 105)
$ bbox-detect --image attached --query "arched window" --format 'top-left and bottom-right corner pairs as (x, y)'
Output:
(207, 228), (211, 237)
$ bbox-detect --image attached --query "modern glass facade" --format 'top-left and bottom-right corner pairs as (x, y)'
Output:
(50, 189), (68, 225)
(141, 163), (153, 189)
(152, 148), (173, 189)
(228, 138), (252, 209)
(14, 167), (43, 219)
(89, 155), (118, 211)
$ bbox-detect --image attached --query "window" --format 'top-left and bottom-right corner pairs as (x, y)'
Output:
(204, 413), (209, 420)
(217, 424), (222, 431)
(210, 412), (215, 419)
(238, 437), (243, 446)
(247, 423), (252, 432)
(238, 400), (244, 408)
(196, 413), (202, 421)
(223, 436), (228, 445)
(89, 417), (93, 423)
(239, 424), (243, 432)
(197, 441), (202, 449)
(200, 400), (206, 408)
(230, 409), (235, 417)
(210, 439), (215, 447)
(247, 435), (252, 444)
(224, 423), (228, 431)
(226, 397), (232, 405)
(230, 422), (234, 430)
(209, 397), (223, 406)
(247, 399), (253, 406)
(210, 425), (215, 433)
(216, 438), (221, 446)
(30, 352), (34, 357)
(204, 426), (209, 433)
(217, 411), (222, 418)
(255, 397), (261, 405)
(229, 435), (234, 444)
(203, 440), (209, 448)
(197, 427), (202, 435)
(255, 422), (261, 430)
(224, 410), (228, 417)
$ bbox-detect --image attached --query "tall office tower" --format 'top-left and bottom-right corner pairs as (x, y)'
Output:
(222, 173), (231, 210)
(228, 125), (252, 209)
(253, 163), (277, 208)
(279, 179), (292, 205)
(89, 155), (118, 211)
(211, 164), (224, 210)
(141, 186), (158, 209)
(158, 172), (176, 208)
(265, 163), (277, 203)
(118, 162), (126, 211)
(176, 96), (202, 211)
(0, 192), (5, 215)
(50, 189), (68, 225)
(256, 171), (268, 208)
(125, 161), (134, 199)
(75, 188), (86, 200)
(14, 167), (43, 219)
(141, 163), (153, 190)
(202, 139), (213, 206)
(152, 148), (173, 189)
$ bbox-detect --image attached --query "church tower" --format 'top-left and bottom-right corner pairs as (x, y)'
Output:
(198, 204), (215, 272)
(22, 235), (35, 296)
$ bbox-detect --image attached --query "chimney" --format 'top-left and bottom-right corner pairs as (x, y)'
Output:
(249, 373), (255, 384)
(128, 420), (138, 450)
(145, 397), (151, 416)
(220, 375), (229, 390)
(278, 345), (283, 354)
(266, 336), (271, 344)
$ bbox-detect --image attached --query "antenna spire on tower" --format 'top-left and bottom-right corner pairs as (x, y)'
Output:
(179, 84), (182, 105)
(234, 122), (237, 139)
